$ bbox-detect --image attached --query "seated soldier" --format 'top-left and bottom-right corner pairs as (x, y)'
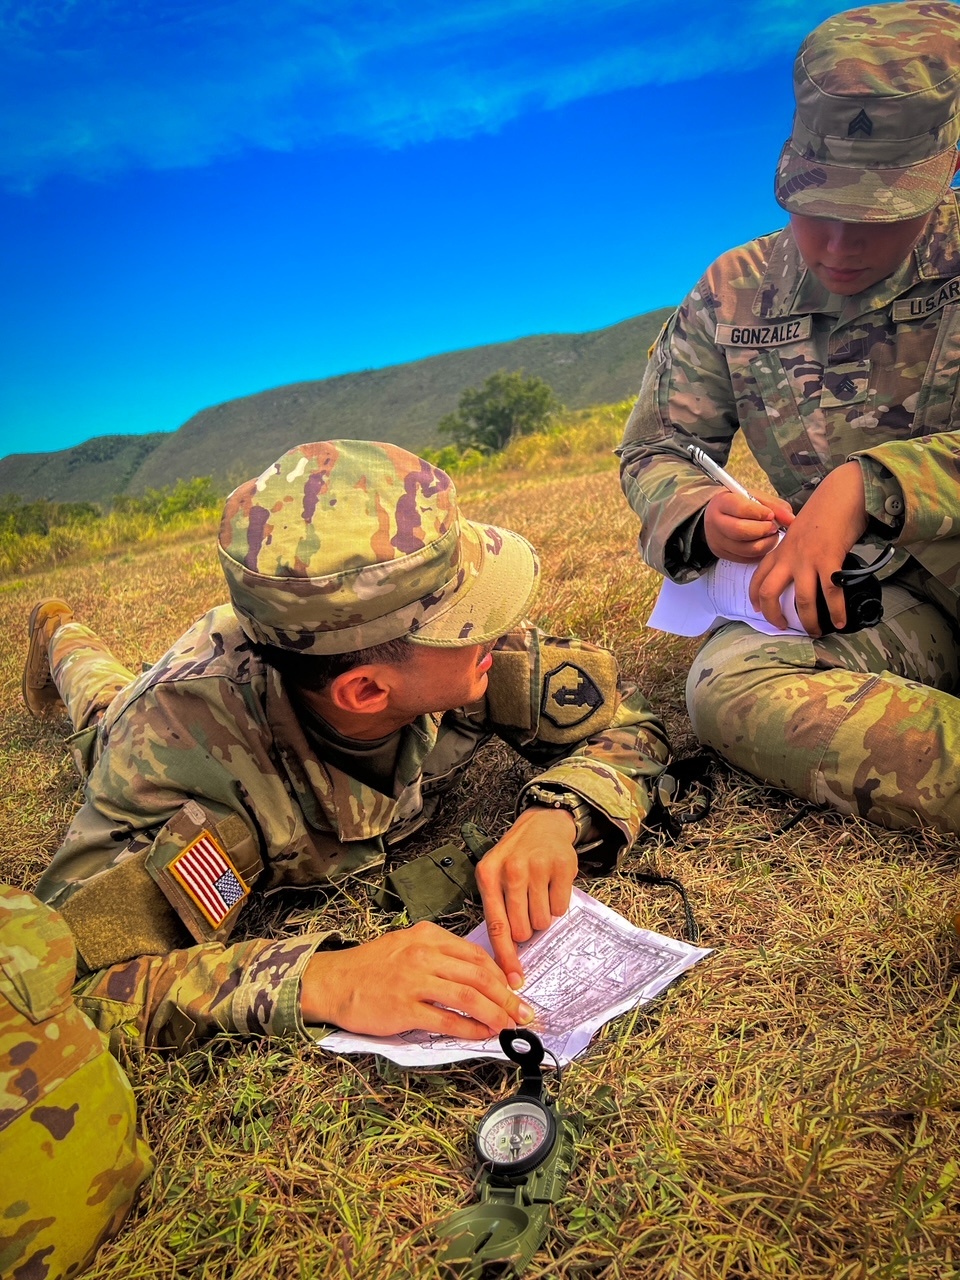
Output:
(23, 440), (669, 1052)
(619, 2), (960, 834)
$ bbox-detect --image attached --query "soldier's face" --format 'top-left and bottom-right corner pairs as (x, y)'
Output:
(790, 211), (930, 295)
(388, 640), (497, 718)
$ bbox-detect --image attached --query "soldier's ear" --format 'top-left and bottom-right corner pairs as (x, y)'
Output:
(328, 666), (392, 716)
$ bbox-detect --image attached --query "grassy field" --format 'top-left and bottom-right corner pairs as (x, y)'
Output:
(2, 418), (959, 1278)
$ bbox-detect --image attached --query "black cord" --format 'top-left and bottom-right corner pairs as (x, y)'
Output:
(650, 750), (717, 843)
(752, 800), (825, 840)
(624, 870), (700, 944)
(543, 1046), (563, 1096)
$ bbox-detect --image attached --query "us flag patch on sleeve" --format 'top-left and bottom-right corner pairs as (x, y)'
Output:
(169, 831), (249, 928)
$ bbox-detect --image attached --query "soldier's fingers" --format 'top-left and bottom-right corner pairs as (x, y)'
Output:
(707, 492), (762, 543)
(818, 573), (847, 633)
(768, 497), (795, 527)
(709, 509), (773, 549)
(742, 532), (781, 559)
(502, 872), (533, 948)
(721, 545), (774, 565)
(413, 1004), (503, 1040)
(547, 871), (573, 920)
(762, 598), (790, 631)
(792, 569), (832, 636)
(716, 490), (772, 520)
(448, 956), (535, 1024)
(480, 891), (525, 987)
(527, 875), (553, 934)
(753, 566), (791, 630)
(475, 856), (520, 971)
(730, 514), (778, 539)
(424, 968), (534, 1033)
(446, 941), (531, 1014)
(712, 515), (780, 563)
(749, 555), (775, 609)
(401, 923), (512, 991)
(435, 932), (515, 981)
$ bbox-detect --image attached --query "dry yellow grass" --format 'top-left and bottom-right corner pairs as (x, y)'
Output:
(1, 419), (958, 1279)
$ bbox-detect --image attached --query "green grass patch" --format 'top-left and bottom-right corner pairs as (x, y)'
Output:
(1, 416), (958, 1277)
(0, 477), (222, 579)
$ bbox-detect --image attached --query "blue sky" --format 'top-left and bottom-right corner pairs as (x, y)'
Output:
(0, 0), (863, 457)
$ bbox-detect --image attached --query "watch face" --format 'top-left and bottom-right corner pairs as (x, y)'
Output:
(476, 1099), (555, 1174)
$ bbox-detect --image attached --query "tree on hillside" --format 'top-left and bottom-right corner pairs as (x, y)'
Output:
(438, 370), (562, 454)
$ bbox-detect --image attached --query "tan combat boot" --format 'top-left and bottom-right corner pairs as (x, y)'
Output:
(22, 598), (74, 719)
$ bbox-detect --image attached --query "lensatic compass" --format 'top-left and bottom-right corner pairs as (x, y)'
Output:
(475, 1092), (556, 1177)
(436, 1027), (581, 1278)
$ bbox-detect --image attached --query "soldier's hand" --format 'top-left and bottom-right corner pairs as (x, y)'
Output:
(749, 461), (869, 635)
(475, 806), (579, 989)
(299, 921), (535, 1038)
(703, 488), (794, 562)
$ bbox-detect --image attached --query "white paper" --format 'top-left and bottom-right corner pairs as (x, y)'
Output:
(317, 887), (711, 1068)
(647, 556), (808, 638)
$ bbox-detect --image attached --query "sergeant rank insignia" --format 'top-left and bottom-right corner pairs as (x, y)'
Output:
(541, 662), (603, 730)
(847, 109), (873, 137)
(169, 831), (249, 928)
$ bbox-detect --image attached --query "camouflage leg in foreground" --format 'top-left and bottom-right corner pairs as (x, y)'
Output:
(50, 622), (136, 732)
(686, 585), (960, 834)
(0, 886), (152, 1279)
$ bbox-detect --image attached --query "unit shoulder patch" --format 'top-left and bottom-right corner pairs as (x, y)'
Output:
(169, 831), (249, 929)
(714, 317), (812, 348)
(541, 662), (604, 731)
(891, 275), (960, 323)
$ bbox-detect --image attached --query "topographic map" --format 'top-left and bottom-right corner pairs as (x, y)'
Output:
(320, 887), (711, 1067)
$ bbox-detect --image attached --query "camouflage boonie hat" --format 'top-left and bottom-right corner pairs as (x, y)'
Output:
(219, 440), (540, 655)
(775, 1), (960, 223)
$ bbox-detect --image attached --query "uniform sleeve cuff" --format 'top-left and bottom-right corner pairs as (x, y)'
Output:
(668, 509), (718, 575)
(230, 932), (344, 1043)
(519, 761), (646, 857)
(852, 455), (906, 535)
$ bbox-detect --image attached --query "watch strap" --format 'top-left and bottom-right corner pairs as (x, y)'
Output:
(520, 784), (594, 844)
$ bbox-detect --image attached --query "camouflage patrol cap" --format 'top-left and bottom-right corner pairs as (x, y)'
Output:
(218, 440), (540, 655)
(775, 1), (960, 222)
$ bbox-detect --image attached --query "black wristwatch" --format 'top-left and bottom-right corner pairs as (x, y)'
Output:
(520, 784), (594, 844)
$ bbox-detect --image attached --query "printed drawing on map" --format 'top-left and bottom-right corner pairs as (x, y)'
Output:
(321, 887), (711, 1068)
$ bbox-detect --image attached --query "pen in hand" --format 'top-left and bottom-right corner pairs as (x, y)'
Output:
(686, 444), (787, 532)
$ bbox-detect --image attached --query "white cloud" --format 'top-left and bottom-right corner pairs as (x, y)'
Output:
(0, 0), (866, 190)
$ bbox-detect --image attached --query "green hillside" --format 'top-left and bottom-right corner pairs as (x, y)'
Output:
(0, 309), (670, 504)
(0, 433), (167, 506)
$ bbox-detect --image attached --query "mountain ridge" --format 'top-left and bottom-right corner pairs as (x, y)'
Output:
(0, 307), (671, 504)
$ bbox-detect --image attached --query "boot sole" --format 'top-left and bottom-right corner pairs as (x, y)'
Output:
(22, 598), (73, 718)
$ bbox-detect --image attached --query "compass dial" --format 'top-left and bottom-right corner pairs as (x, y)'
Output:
(476, 1100), (555, 1172)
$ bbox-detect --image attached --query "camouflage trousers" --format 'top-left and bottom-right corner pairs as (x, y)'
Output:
(686, 582), (960, 835)
(50, 622), (135, 734)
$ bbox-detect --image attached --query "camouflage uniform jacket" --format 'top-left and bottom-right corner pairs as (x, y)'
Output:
(37, 607), (668, 1051)
(619, 191), (960, 614)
